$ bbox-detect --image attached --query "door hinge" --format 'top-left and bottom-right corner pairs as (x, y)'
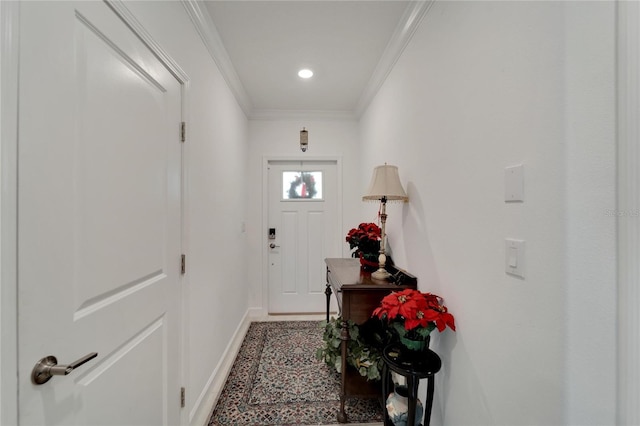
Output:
(180, 387), (185, 408)
(180, 121), (186, 143)
(181, 254), (186, 274)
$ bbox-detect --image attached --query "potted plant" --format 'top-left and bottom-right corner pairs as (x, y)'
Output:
(345, 222), (382, 270)
(316, 317), (386, 381)
(372, 289), (456, 351)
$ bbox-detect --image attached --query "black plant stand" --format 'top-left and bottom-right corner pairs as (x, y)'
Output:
(381, 344), (442, 426)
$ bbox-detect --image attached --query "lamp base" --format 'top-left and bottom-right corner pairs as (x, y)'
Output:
(371, 252), (390, 281)
(371, 268), (390, 281)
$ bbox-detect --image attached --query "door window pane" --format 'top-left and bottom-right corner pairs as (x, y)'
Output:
(282, 171), (323, 200)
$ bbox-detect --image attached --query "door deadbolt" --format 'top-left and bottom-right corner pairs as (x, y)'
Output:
(269, 243), (280, 249)
(31, 352), (98, 385)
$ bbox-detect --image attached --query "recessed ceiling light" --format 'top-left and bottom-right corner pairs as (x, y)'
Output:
(298, 69), (313, 79)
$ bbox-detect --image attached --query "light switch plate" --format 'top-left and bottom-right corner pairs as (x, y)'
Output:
(505, 239), (525, 278)
(505, 164), (524, 202)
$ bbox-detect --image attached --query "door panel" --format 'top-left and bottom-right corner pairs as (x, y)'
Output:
(268, 161), (340, 313)
(281, 211), (298, 294)
(308, 211), (326, 294)
(75, 9), (169, 314)
(18, 2), (182, 425)
(74, 320), (165, 426)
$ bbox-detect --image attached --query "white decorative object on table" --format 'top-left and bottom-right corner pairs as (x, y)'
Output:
(386, 384), (424, 426)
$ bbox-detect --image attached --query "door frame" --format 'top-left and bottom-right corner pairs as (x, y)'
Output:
(0, 2), (192, 424)
(1, 1), (20, 424)
(617, 1), (640, 424)
(104, 3), (192, 424)
(261, 156), (343, 315)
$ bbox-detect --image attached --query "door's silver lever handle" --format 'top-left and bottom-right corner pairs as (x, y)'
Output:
(31, 352), (98, 385)
(269, 243), (280, 249)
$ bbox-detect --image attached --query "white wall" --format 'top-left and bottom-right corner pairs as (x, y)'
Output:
(1, 1), (618, 425)
(118, 2), (249, 422)
(359, 1), (616, 425)
(246, 119), (361, 312)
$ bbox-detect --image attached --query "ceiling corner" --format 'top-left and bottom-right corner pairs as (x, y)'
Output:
(182, 0), (254, 117)
(354, 0), (436, 118)
(249, 109), (357, 121)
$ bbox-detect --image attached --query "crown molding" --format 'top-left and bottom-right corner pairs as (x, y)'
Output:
(249, 109), (357, 121)
(355, 0), (435, 118)
(183, 0), (434, 121)
(182, 0), (253, 116)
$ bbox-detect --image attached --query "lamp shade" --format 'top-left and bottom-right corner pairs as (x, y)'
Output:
(362, 164), (409, 202)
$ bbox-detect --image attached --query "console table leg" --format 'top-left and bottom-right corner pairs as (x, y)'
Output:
(325, 283), (332, 323)
(337, 319), (349, 423)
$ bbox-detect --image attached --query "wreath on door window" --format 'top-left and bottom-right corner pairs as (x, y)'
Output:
(289, 172), (317, 199)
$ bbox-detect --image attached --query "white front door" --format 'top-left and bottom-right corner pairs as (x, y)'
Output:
(17, 2), (183, 425)
(267, 160), (340, 313)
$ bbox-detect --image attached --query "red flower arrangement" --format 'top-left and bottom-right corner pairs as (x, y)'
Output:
(372, 289), (456, 350)
(345, 222), (381, 258)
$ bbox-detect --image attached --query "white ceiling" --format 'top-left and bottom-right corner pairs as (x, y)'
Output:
(200, 1), (431, 119)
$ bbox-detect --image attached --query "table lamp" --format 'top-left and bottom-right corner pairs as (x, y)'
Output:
(362, 164), (409, 280)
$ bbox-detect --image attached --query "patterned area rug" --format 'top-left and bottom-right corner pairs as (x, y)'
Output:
(208, 321), (383, 425)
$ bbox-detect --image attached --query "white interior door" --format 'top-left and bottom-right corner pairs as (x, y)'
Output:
(17, 2), (183, 425)
(267, 160), (340, 313)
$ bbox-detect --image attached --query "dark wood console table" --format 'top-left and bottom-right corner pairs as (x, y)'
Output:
(324, 258), (417, 423)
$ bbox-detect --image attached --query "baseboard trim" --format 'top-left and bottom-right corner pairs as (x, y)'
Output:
(189, 309), (252, 426)
(247, 306), (265, 318)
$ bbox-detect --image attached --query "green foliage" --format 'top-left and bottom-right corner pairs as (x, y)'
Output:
(315, 317), (387, 381)
(391, 321), (435, 340)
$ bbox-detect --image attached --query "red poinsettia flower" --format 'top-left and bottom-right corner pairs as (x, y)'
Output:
(373, 288), (422, 320)
(345, 222), (381, 256)
(373, 289), (456, 338)
(434, 308), (456, 332)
